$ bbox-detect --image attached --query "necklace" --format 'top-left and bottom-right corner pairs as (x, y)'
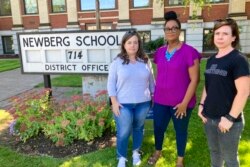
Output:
(165, 46), (177, 61)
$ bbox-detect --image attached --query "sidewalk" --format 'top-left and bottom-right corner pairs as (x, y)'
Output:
(0, 68), (77, 109)
(0, 68), (44, 99)
(0, 68), (44, 108)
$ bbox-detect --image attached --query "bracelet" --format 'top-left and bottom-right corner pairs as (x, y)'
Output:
(224, 114), (236, 123)
(198, 102), (204, 107)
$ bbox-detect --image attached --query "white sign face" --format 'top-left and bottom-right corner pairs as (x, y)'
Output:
(18, 30), (128, 74)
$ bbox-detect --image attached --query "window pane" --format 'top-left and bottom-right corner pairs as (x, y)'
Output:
(133, 0), (150, 7)
(100, 0), (115, 9)
(52, 0), (66, 13)
(169, 0), (183, 5)
(207, 0), (224, 3)
(2, 36), (14, 54)
(24, 0), (38, 14)
(81, 0), (115, 10)
(81, 0), (95, 10)
(180, 30), (185, 42)
(0, 0), (11, 16)
(86, 23), (112, 30)
(86, 24), (96, 30)
(168, 0), (183, 5)
(101, 24), (112, 30)
(138, 31), (151, 44)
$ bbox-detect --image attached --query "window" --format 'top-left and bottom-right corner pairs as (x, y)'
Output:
(86, 23), (112, 30)
(138, 31), (151, 44)
(168, 0), (183, 6)
(179, 30), (185, 42)
(0, 0), (11, 16)
(2, 36), (14, 54)
(80, 0), (115, 11)
(133, 0), (150, 8)
(24, 0), (38, 14)
(203, 29), (215, 52)
(52, 0), (66, 13)
(207, 0), (225, 3)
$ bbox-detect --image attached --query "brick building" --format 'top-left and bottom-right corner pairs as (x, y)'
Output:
(0, 0), (250, 57)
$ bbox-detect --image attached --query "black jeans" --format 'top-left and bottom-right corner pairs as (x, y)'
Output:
(204, 118), (244, 167)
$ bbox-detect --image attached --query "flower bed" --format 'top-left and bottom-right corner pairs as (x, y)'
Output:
(8, 89), (114, 146)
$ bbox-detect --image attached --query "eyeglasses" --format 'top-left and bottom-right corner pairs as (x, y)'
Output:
(163, 26), (180, 33)
(126, 30), (137, 35)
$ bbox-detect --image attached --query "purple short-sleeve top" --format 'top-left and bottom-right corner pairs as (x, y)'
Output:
(153, 43), (201, 108)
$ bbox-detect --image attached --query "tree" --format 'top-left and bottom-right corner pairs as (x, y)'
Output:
(157, 0), (209, 7)
(93, 0), (210, 30)
(156, 0), (211, 18)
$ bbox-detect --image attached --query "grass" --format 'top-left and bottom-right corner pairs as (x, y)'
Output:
(0, 60), (249, 167)
(0, 59), (20, 72)
(35, 74), (83, 88)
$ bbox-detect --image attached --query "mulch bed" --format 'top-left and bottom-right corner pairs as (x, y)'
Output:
(0, 126), (116, 158)
(0, 87), (116, 158)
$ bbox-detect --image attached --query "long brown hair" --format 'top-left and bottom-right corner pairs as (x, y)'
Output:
(117, 30), (148, 64)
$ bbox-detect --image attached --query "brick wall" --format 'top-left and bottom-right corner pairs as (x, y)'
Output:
(130, 9), (152, 25)
(164, 7), (189, 22)
(22, 16), (39, 29)
(101, 11), (118, 17)
(49, 14), (68, 28)
(0, 17), (13, 30)
(202, 5), (228, 22)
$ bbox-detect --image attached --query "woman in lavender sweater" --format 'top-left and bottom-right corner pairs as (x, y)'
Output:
(107, 30), (155, 167)
(148, 11), (201, 167)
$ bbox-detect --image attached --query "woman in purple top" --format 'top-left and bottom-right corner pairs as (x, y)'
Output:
(148, 11), (201, 167)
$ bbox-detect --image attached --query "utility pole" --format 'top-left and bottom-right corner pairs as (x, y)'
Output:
(95, 0), (101, 30)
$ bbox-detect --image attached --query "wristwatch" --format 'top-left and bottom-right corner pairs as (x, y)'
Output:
(198, 102), (204, 107)
(225, 114), (236, 122)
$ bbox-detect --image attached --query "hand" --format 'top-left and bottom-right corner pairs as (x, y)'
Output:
(112, 101), (123, 117)
(218, 116), (233, 133)
(174, 103), (187, 119)
(198, 106), (207, 123)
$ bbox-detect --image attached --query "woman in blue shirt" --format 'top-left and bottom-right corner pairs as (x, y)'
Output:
(107, 30), (155, 167)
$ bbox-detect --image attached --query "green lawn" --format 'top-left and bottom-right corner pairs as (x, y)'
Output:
(0, 59), (20, 72)
(35, 74), (83, 88)
(0, 60), (249, 167)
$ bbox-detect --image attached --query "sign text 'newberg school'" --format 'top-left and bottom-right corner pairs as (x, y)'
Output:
(18, 30), (127, 74)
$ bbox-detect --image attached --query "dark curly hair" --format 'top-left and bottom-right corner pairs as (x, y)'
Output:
(117, 30), (148, 64)
(164, 11), (181, 29)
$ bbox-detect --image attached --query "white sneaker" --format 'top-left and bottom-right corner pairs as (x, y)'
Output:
(132, 150), (141, 166)
(117, 157), (126, 167)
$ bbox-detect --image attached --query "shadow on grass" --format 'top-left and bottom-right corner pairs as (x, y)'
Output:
(58, 148), (116, 167)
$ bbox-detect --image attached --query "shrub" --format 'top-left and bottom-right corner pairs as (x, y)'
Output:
(144, 37), (165, 55)
(9, 89), (52, 142)
(8, 89), (114, 146)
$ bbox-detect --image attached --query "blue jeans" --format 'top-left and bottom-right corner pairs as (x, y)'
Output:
(153, 103), (192, 157)
(114, 101), (151, 158)
(204, 118), (244, 167)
